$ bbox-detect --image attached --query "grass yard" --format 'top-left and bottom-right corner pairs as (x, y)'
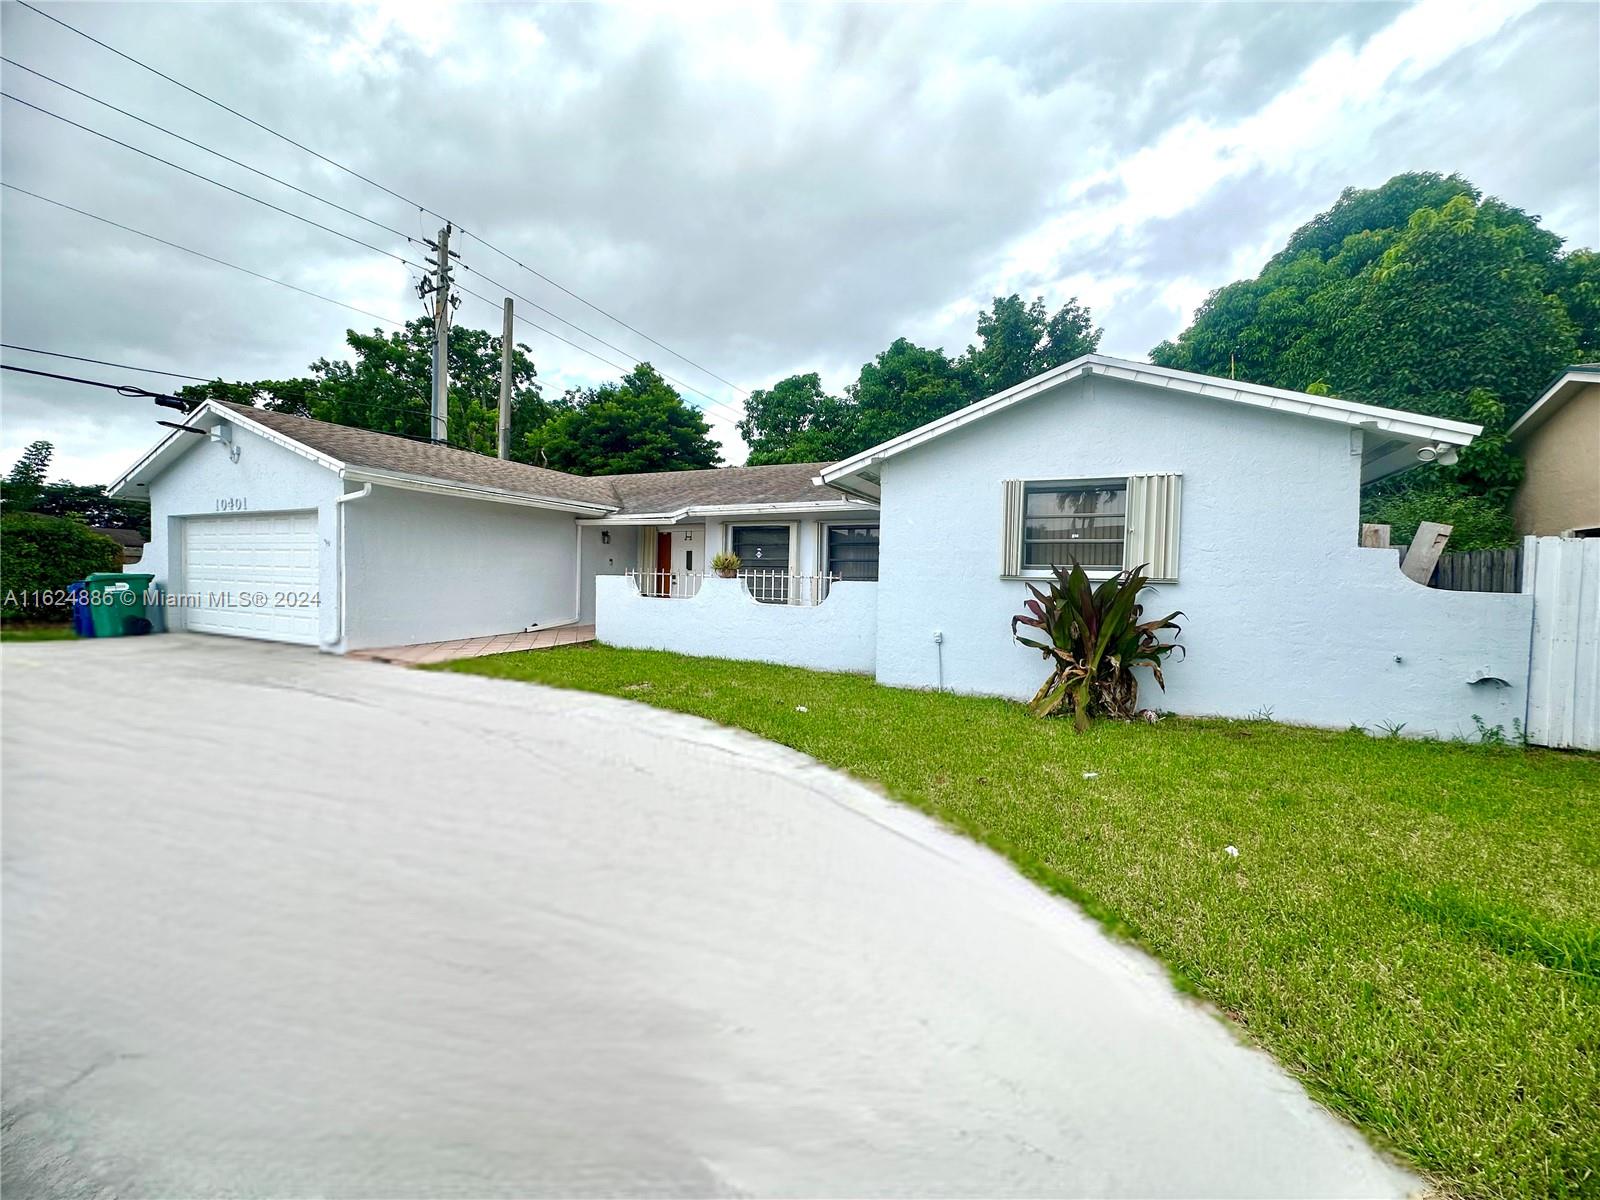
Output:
(0, 622), (77, 642)
(442, 645), (1599, 1200)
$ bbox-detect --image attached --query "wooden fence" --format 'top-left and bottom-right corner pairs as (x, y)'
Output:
(1392, 544), (1523, 593)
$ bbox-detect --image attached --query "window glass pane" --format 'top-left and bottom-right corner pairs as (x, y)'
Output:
(1022, 482), (1125, 570)
(827, 524), (879, 581)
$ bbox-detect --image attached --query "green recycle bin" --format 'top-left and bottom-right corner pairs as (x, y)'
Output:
(84, 572), (156, 637)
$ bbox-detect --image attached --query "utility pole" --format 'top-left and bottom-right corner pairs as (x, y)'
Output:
(419, 223), (457, 444)
(497, 297), (513, 459)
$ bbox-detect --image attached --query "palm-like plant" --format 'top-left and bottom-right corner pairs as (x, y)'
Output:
(1011, 563), (1184, 730)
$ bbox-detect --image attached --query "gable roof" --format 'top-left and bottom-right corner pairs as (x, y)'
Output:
(818, 354), (1482, 500)
(108, 400), (862, 517)
(1507, 365), (1600, 442)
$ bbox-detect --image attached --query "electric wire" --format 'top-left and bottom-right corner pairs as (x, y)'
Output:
(1, 93), (428, 271)
(0, 57), (416, 245)
(13, 0), (750, 401)
(0, 344), (212, 382)
(3, 182), (410, 329)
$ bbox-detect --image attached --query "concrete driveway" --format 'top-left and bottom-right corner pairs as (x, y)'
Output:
(2, 637), (1418, 1198)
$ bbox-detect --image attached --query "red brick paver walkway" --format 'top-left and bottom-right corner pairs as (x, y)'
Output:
(350, 624), (595, 666)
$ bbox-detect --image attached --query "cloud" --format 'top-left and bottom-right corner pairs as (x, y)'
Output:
(1, 0), (1594, 483)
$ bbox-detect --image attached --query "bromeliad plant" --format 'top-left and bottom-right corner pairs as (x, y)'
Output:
(1011, 563), (1184, 730)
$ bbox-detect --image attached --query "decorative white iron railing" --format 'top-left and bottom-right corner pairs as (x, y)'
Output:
(630, 570), (705, 599)
(626, 570), (842, 606)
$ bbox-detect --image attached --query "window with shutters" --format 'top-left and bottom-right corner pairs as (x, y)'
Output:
(1002, 474), (1181, 581)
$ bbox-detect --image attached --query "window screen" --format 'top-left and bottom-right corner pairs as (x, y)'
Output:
(826, 525), (880, 581)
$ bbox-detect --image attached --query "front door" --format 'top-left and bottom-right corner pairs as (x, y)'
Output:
(654, 531), (673, 596)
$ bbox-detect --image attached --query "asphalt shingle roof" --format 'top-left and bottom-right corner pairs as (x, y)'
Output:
(222, 403), (618, 509)
(606, 461), (846, 514)
(220, 403), (856, 515)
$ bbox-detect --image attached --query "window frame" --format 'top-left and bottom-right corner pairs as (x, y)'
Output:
(1013, 476), (1129, 581)
(821, 521), (881, 583)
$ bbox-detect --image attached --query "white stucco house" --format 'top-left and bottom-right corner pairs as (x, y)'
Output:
(113, 355), (1535, 737)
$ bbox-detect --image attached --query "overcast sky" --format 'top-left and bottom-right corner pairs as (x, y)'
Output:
(2, 0), (1596, 485)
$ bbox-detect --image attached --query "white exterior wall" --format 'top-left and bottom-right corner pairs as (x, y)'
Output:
(341, 487), (579, 650)
(126, 422), (343, 645)
(874, 373), (1533, 738)
(579, 525), (639, 625)
(596, 574), (877, 673)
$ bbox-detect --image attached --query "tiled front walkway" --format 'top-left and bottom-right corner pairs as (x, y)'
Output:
(350, 624), (595, 666)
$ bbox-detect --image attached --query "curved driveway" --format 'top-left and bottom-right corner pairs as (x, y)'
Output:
(2, 637), (1417, 1198)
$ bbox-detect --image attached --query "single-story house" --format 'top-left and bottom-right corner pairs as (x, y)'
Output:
(1508, 364), (1600, 537)
(112, 355), (1535, 736)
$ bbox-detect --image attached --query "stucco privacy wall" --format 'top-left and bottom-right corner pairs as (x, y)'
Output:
(597, 574), (877, 673)
(873, 373), (1533, 738)
(341, 487), (578, 650)
(126, 420), (343, 644)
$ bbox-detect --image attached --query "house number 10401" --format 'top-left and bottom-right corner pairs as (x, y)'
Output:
(215, 497), (248, 512)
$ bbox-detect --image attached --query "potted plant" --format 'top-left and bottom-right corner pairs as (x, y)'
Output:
(711, 551), (741, 579)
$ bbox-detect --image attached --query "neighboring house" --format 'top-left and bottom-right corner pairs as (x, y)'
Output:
(1508, 365), (1600, 537)
(91, 527), (148, 567)
(111, 356), (1535, 737)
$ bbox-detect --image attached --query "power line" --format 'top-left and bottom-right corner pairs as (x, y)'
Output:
(13, 0), (435, 219)
(13, 0), (750, 402)
(0, 344), (211, 382)
(2, 85), (741, 419)
(1, 93), (428, 272)
(461, 229), (750, 397)
(460, 261), (746, 419)
(3, 182), (409, 328)
(1, 56), (416, 246)
(2, 362), (193, 410)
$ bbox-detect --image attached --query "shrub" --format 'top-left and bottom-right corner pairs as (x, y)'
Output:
(711, 551), (741, 576)
(1011, 563), (1184, 730)
(1, 513), (121, 621)
(1362, 485), (1516, 552)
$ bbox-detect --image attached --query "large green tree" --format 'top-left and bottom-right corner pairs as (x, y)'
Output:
(525, 364), (722, 476)
(178, 319), (559, 462)
(738, 373), (854, 465)
(1151, 172), (1591, 547)
(962, 294), (1102, 397)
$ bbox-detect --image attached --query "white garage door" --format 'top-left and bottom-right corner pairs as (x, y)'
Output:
(182, 511), (322, 645)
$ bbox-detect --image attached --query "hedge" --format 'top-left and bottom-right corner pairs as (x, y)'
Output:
(1, 513), (122, 621)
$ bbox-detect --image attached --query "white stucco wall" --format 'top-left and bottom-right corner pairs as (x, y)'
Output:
(596, 574), (877, 673)
(578, 525), (639, 625)
(125, 421), (343, 644)
(873, 372), (1533, 739)
(341, 487), (579, 650)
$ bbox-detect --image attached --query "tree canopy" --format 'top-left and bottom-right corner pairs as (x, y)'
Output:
(1, 440), (150, 535)
(739, 292), (1103, 465)
(525, 364), (722, 475)
(1151, 172), (1594, 548)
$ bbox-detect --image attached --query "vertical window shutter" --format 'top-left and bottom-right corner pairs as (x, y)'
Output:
(1001, 479), (1024, 576)
(1124, 474), (1182, 581)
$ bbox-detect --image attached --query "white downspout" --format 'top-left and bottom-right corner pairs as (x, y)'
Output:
(331, 482), (373, 651)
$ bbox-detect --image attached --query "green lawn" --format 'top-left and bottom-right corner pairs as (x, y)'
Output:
(0, 622), (77, 642)
(442, 645), (1598, 1200)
